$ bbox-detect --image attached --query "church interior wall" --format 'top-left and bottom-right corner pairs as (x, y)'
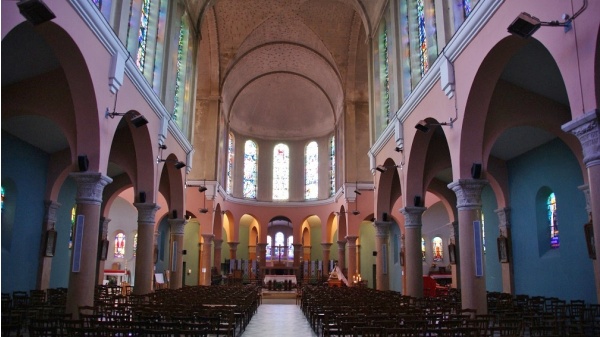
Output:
(50, 178), (77, 289)
(359, 222), (377, 288)
(481, 186), (502, 293)
(183, 219), (200, 286)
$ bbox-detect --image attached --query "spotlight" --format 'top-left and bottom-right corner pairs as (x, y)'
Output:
(199, 208), (209, 214)
(174, 161), (186, 169)
(376, 165), (387, 173)
(157, 158), (186, 170)
(106, 109), (148, 128)
(198, 186), (208, 193)
(507, 12), (541, 38)
(352, 210), (361, 216)
(415, 120), (429, 133)
(17, 0), (55, 25)
(354, 190), (362, 195)
(159, 144), (167, 150)
(394, 146), (402, 152)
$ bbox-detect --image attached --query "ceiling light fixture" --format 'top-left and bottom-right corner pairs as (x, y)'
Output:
(507, 0), (588, 38)
(156, 157), (186, 170)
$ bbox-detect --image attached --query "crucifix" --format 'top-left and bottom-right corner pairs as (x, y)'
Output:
(277, 245), (284, 262)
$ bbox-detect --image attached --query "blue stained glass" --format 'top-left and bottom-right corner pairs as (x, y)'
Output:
(227, 133), (235, 194)
(305, 141), (318, 199)
(173, 20), (186, 123)
(463, 0), (472, 17)
(548, 193), (560, 248)
(417, 0), (429, 75)
(69, 206), (76, 249)
(266, 236), (272, 259)
(329, 136), (335, 196)
(136, 0), (150, 72)
(243, 140), (257, 199)
(273, 144), (289, 200)
(1, 186), (4, 211)
(287, 236), (294, 259)
(274, 232), (284, 259)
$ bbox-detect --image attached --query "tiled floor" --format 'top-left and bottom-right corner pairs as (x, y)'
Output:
(241, 302), (317, 337)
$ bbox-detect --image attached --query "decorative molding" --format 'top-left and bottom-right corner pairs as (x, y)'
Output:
(43, 200), (61, 224)
(321, 243), (333, 251)
(448, 179), (489, 210)
(168, 219), (186, 235)
(400, 206), (427, 228)
(494, 207), (511, 236)
(100, 217), (111, 238)
(562, 109), (600, 167)
(577, 184), (591, 216)
(70, 172), (112, 205)
(373, 221), (391, 237)
(133, 203), (161, 224)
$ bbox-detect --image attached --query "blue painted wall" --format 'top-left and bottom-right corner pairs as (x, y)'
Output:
(49, 177), (77, 288)
(1, 133), (49, 293)
(508, 138), (594, 302)
(481, 186), (502, 292)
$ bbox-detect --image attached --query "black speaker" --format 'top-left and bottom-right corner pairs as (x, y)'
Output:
(372, 251), (377, 257)
(172, 210), (178, 219)
(182, 249), (187, 255)
(78, 155), (89, 172)
(414, 195), (422, 207)
(139, 191), (146, 203)
(382, 212), (388, 221)
(471, 163), (482, 179)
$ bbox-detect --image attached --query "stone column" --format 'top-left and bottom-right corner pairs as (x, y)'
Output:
(293, 243), (302, 279)
(495, 207), (514, 294)
(346, 236), (358, 286)
(248, 245), (256, 261)
(132, 203), (160, 295)
(96, 217), (111, 285)
(37, 200), (60, 290)
(257, 243), (267, 282)
(229, 242), (239, 260)
(356, 244), (361, 277)
(448, 179), (489, 314)
(200, 234), (214, 285)
(337, 240), (347, 274)
(562, 110), (600, 303)
(213, 239), (223, 275)
(373, 221), (391, 290)
(400, 207), (426, 297)
(303, 245), (311, 263)
(321, 243), (332, 278)
(65, 172), (112, 318)
(168, 219), (186, 289)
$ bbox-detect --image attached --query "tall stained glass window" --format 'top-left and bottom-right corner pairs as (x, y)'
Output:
(133, 232), (138, 257)
(416, 0), (429, 75)
(173, 18), (189, 127)
(115, 232), (126, 258)
(243, 140), (258, 199)
(548, 193), (560, 248)
(481, 212), (486, 253)
(305, 141), (318, 199)
(274, 232), (284, 259)
(421, 237), (426, 260)
(329, 136), (335, 196)
(1, 186), (4, 211)
(136, 0), (151, 72)
(69, 206), (76, 249)
(463, 0), (472, 16)
(227, 133), (235, 194)
(432, 237), (443, 261)
(266, 235), (272, 259)
(287, 236), (294, 259)
(383, 25), (391, 125)
(273, 144), (289, 200)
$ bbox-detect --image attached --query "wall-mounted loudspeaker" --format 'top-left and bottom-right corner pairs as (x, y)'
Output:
(172, 210), (178, 219)
(139, 191), (146, 203)
(78, 155), (89, 172)
(182, 249), (187, 255)
(471, 163), (482, 179)
(382, 212), (388, 221)
(414, 195), (422, 207)
(372, 251), (377, 257)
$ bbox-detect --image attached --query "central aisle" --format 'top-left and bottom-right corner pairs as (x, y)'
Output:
(241, 304), (317, 337)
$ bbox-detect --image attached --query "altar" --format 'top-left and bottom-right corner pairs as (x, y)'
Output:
(264, 275), (297, 285)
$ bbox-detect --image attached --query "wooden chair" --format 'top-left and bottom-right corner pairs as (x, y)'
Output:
(352, 326), (385, 337)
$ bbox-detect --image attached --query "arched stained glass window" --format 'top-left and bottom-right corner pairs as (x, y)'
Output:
(305, 141), (318, 199)
(548, 193), (560, 248)
(227, 133), (235, 194)
(69, 206), (76, 249)
(274, 232), (284, 259)
(287, 236), (294, 259)
(463, 0), (473, 17)
(133, 232), (138, 257)
(432, 237), (443, 261)
(136, 0), (151, 72)
(115, 232), (126, 258)
(421, 237), (426, 260)
(273, 144), (289, 200)
(173, 17), (190, 127)
(329, 136), (335, 196)
(266, 235), (272, 259)
(481, 212), (486, 253)
(92, 0), (112, 21)
(1, 186), (4, 211)
(383, 25), (391, 125)
(243, 140), (258, 199)
(416, 0), (429, 75)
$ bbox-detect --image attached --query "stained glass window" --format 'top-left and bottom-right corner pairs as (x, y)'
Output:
(273, 144), (289, 200)
(133, 232), (138, 257)
(227, 133), (235, 195)
(305, 141), (318, 199)
(93, 0), (112, 21)
(1, 186), (4, 211)
(287, 236), (294, 259)
(399, 0), (413, 99)
(481, 212), (486, 253)
(115, 232), (126, 258)
(274, 232), (284, 259)
(173, 19), (189, 126)
(329, 136), (335, 196)
(383, 25), (391, 125)
(432, 237), (443, 261)
(266, 235), (272, 259)
(243, 140), (258, 199)
(136, 0), (151, 72)
(69, 206), (76, 249)
(463, 0), (472, 17)
(422, 237), (426, 260)
(416, 0), (429, 75)
(548, 193), (560, 248)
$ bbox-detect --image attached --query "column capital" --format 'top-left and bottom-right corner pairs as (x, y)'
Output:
(345, 236), (358, 246)
(373, 221), (392, 237)
(99, 217), (111, 238)
(578, 184), (592, 217)
(448, 179), (489, 210)
(400, 206), (427, 228)
(495, 207), (511, 235)
(201, 234), (215, 243)
(321, 242), (333, 251)
(134, 203), (161, 224)
(69, 172), (112, 205)
(256, 243), (268, 248)
(43, 200), (61, 224)
(213, 239), (223, 250)
(562, 109), (600, 167)
(337, 240), (347, 247)
(292, 243), (303, 248)
(168, 218), (186, 235)
(228, 242), (239, 250)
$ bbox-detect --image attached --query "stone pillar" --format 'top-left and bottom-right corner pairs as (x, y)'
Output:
(168, 219), (186, 289)
(257, 243), (267, 269)
(346, 236), (358, 286)
(449, 221), (459, 288)
(293, 243), (302, 268)
(373, 221), (391, 290)
(321, 243), (332, 277)
(96, 217), (111, 285)
(562, 110), (600, 303)
(37, 200), (60, 290)
(132, 203), (160, 295)
(303, 245), (311, 263)
(229, 242), (239, 260)
(200, 234), (214, 286)
(248, 245), (256, 261)
(65, 172), (112, 318)
(448, 179), (489, 314)
(356, 244), (361, 277)
(337, 240), (347, 274)
(400, 207), (426, 297)
(213, 239), (223, 275)
(495, 207), (514, 295)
